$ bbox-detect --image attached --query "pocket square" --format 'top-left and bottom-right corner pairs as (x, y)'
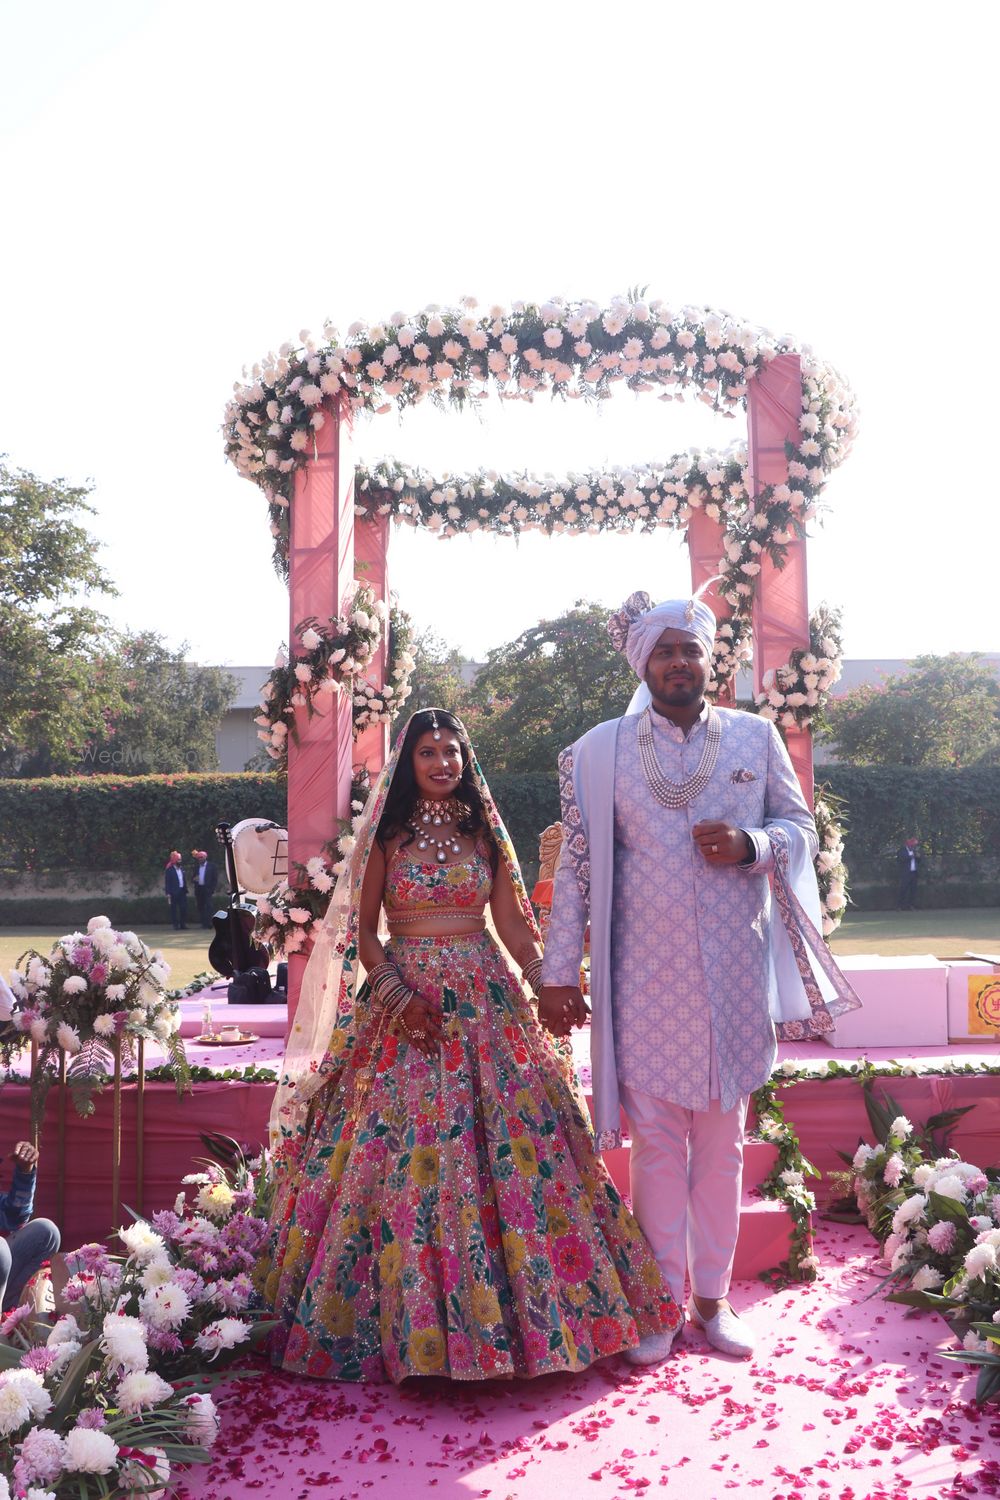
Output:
(731, 768), (757, 784)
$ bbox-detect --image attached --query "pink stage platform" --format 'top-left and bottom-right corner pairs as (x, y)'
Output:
(176, 1219), (998, 1500)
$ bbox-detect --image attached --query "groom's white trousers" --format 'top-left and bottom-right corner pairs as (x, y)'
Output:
(619, 1083), (748, 1309)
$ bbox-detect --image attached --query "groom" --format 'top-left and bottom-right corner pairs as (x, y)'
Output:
(539, 592), (818, 1363)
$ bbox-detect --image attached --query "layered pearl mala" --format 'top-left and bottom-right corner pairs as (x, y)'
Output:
(637, 705), (722, 808)
(410, 797), (464, 862)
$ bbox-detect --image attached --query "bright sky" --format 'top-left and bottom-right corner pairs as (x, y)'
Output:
(2, 1), (996, 668)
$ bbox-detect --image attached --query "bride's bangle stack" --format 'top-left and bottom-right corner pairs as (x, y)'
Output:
(367, 961), (415, 1024)
(521, 956), (544, 997)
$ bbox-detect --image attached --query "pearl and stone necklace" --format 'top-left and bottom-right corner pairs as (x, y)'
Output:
(637, 705), (722, 809)
(410, 798), (464, 862)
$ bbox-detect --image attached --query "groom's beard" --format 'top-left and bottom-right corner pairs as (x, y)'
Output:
(654, 676), (702, 708)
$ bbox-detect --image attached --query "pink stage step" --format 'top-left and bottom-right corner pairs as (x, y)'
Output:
(596, 1118), (797, 1279)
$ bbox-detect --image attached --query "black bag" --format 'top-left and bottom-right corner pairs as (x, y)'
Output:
(228, 966), (272, 1004)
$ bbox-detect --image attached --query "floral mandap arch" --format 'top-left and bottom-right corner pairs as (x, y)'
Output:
(223, 294), (858, 1011)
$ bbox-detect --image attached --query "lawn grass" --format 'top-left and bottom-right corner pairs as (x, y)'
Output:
(829, 906), (998, 958)
(0, 926), (219, 991)
(2, 910), (997, 984)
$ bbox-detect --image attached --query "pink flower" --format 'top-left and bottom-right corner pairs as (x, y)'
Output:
(89, 963), (108, 986)
(928, 1220), (957, 1254)
(552, 1233), (594, 1284)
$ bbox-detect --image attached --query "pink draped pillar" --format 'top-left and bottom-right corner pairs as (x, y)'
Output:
(748, 354), (813, 805)
(687, 507), (735, 707)
(286, 399), (355, 1024)
(353, 513), (391, 779)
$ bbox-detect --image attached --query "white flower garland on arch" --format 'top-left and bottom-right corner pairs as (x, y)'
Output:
(223, 294), (858, 595)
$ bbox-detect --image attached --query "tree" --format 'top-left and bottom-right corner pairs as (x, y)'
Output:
(823, 654), (1000, 767)
(393, 627), (474, 721)
(79, 632), (239, 775)
(466, 602), (636, 772)
(0, 458), (120, 775)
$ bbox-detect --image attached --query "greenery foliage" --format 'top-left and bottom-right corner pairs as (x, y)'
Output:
(822, 764), (1000, 904)
(823, 654), (1000, 768)
(0, 458), (118, 775)
(0, 772), (287, 889)
(464, 602), (635, 773)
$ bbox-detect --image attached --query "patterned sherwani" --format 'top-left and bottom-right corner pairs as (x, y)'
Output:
(541, 703), (817, 1305)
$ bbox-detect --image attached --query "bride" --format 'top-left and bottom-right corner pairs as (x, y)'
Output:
(263, 708), (680, 1382)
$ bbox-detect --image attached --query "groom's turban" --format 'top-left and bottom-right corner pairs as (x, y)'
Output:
(607, 591), (717, 679)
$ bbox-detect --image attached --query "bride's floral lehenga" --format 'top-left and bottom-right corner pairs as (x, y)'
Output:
(263, 721), (680, 1384)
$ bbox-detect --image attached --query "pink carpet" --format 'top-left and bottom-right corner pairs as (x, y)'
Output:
(177, 1222), (999, 1500)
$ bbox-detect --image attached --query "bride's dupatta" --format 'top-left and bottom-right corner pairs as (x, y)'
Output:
(269, 710), (545, 1188)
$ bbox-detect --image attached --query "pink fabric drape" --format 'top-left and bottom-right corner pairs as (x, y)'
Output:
(747, 354), (813, 805)
(352, 512), (391, 780)
(286, 397), (355, 1024)
(687, 507), (736, 706)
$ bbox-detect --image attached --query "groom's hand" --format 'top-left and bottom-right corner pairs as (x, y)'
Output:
(693, 820), (754, 866)
(538, 985), (588, 1037)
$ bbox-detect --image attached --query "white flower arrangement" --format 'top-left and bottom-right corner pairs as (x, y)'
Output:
(813, 786), (849, 937)
(0, 1148), (273, 1496)
(706, 615), (753, 696)
(255, 589), (415, 774)
(1, 918), (187, 1123)
(255, 771), (371, 960)
(748, 1082), (820, 1281)
(753, 602), (844, 733)
(222, 296), (858, 586)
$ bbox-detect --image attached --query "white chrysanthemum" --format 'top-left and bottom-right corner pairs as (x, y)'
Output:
(87, 915), (113, 932)
(932, 1174), (967, 1202)
(119, 1223), (167, 1266)
(184, 1391), (220, 1446)
(93, 1014), (117, 1037)
(61, 976), (87, 996)
(194, 1318), (251, 1359)
(63, 1426), (119, 1474)
(46, 1314), (83, 1347)
(139, 1256), (175, 1291)
(108, 945), (133, 969)
(964, 1242), (998, 1279)
(0, 1370), (51, 1421)
(101, 1314), (149, 1372)
(140, 1281), (192, 1330)
(196, 1182), (235, 1221)
(116, 1370), (173, 1414)
(910, 1265), (944, 1291)
(852, 1143), (875, 1170)
(119, 1447), (170, 1498)
(0, 1381), (32, 1436)
(912, 1164), (934, 1189)
(56, 1023), (82, 1054)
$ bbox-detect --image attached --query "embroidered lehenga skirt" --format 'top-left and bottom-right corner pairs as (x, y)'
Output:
(264, 931), (679, 1382)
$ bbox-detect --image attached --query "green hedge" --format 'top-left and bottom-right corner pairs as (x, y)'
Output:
(822, 765), (1000, 908)
(1, 763), (995, 924)
(0, 773), (288, 890)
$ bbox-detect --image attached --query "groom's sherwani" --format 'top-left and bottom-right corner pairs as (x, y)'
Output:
(541, 704), (818, 1305)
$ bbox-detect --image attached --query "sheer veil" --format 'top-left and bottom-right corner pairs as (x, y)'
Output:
(269, 709), (542, 1155)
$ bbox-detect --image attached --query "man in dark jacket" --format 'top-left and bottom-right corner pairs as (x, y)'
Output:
(164, 850), (188, 930)
(0, 1140), (60, 1311)
(192, 849), (219, 928)
(896, 837), (920, 910)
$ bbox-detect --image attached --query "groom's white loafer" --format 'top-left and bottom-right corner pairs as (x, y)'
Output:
(687, 1298), (755, 1358)
(624, 1323), (684, 1366)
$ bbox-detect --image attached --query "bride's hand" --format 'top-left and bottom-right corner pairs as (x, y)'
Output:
(399, 993), (444, 1059)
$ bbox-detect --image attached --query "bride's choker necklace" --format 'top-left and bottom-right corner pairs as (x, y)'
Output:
(410, 798), (463, 862)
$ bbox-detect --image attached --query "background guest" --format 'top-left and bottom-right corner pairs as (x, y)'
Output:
(164, 850), (188, 930)
(192, 848), (219, 928)
(896, 836), (920, 910)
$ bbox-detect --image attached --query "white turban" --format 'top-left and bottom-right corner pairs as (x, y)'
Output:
(607, 591), (717, 680)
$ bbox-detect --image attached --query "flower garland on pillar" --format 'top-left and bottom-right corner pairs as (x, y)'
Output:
(254, 585), (415, 772)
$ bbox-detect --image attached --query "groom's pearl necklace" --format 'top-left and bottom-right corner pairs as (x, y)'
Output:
(411, 798), (463, 863)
